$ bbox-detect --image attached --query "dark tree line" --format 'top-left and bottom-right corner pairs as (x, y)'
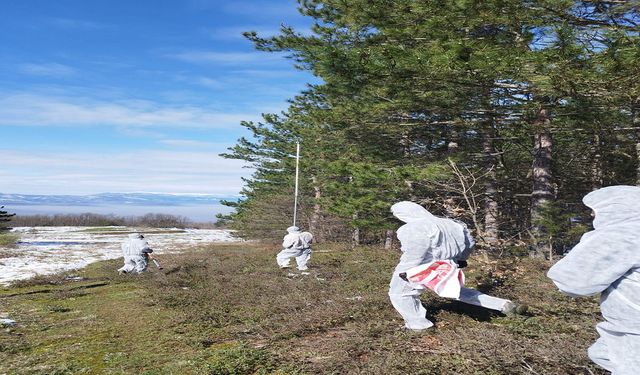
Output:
(11, 213), (194, 228)
(220, 0), (639, 257)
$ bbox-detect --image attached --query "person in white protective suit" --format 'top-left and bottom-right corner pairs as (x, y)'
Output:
(118, 233), (154, 274)
(389, 201), (524, 331)
(547, 185), (640, 375)
(276, 226), (313, 271)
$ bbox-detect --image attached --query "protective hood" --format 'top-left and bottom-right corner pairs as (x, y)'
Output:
(391, 201), (436, 223)
(286, 226), (300, 234)
(391, 201), (469, 259)
(583, 185), (640, 229)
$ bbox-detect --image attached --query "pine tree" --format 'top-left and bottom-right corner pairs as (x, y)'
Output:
(223, 0), (639, 255)
(0, 206), (16, 232)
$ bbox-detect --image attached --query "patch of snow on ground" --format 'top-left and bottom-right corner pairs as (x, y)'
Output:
(0, 226), (240, 285)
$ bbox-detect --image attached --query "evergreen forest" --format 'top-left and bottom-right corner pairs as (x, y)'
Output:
(220, 0), (640, 258)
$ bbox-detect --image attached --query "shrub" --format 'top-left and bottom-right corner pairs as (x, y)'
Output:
(0, 232), (19, 247)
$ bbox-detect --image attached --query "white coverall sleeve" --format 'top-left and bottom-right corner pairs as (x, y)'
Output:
(396, 225), (431, 256)
(454, 226), (475, 262)
(395, 224), (436, 271)
(547, 233), (636, 297)
(282, 234), (296, 249)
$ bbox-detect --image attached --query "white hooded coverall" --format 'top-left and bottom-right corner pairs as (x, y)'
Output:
(118, 233), (153, 274)
(547, 185), (640, 375)
(276, 226), (313, 271)
(389, 201), (513, 330)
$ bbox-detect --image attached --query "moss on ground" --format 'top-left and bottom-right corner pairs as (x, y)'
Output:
(0, 243), (607, 374)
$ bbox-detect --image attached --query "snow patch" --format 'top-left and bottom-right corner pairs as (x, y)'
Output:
(0, 226), (240, 285)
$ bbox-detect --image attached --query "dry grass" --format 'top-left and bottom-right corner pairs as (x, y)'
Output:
(0, 242), (607, 374)
(0, 232), (19, 248)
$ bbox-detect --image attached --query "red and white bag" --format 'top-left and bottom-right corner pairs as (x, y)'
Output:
(403, 260), (465, 299)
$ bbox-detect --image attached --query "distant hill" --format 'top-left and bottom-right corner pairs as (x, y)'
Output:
(0, 192), (238, 206)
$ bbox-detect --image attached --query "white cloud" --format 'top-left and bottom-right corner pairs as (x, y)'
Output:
(169, 51), (282, 65)
(0, 149), (253, 195)
(160, 139), (222, 148)
(19, 63), (76, 77)
(187, 0), (300, 17)
(229, 69), (302, 79)
(176, 76), (224, 89)
(202, 24), (313, 41)
(0, 93), (258, 128)
(168, 69), (312, 107)
(174, 71), (306, 97)
(195, 76), (222, 88)
(220, 1), (301, 17)
(117, 127), (166, 138)
(202, 26), (282, 40)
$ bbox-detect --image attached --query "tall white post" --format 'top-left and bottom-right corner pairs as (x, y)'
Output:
(293, 141), (300, 227)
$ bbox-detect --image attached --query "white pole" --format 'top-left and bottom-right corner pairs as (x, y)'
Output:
(293, 141), (300, 227)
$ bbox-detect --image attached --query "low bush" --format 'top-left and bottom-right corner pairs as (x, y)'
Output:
(0, 232), (19, 247)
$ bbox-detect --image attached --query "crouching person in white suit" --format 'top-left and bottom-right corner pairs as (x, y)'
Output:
(389, 201), (525, 331)
(118, 233), (153, 274)
(276, 226), (313, 271)
(548, 185), (640, 375)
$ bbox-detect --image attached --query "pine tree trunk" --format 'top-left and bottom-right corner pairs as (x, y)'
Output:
(401, 131), (411, 157)
(633, 105), (639, 186)
(352, 212), (360, 248)
(352, 227), (360, 248)
(592, 134), (603, 189)
(448, 128), (460, 154)
(636, 140), (640, 186)
(530, 107), (553, 258)
(384, 229), (394, 249)
(401, 132), (418, 201)
(482, 127), (499, 248)
(309, 176), (322, 240)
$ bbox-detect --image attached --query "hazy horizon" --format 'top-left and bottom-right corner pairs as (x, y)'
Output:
(6, 203), (233, 223)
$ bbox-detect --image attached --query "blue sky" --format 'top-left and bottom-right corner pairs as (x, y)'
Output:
(0, 0), (316, 196)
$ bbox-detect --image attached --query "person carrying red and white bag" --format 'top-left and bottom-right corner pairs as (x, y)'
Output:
(400, 260), (465, 299)
(388, 201), (526, 332)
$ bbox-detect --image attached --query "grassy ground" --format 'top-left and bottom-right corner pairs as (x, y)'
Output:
(0, 232), (19, 247)
(0, 242), (607, 374)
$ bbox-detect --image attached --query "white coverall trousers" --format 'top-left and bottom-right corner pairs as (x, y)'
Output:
(118, 255), (148, 274)
(276, 247), (311, 270)
(587, 321), (640, 375)
(389, 270), (510, 330)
